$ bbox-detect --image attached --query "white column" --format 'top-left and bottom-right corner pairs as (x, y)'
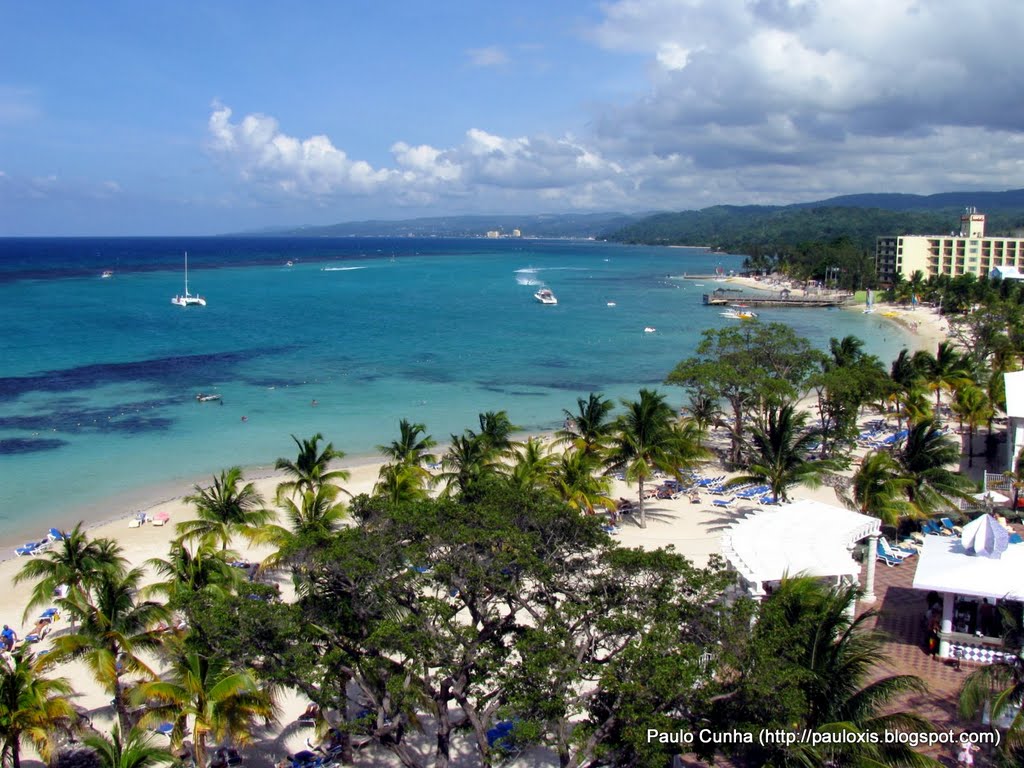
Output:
(861, 535), (878, 604)
(939, 592), (955, 659)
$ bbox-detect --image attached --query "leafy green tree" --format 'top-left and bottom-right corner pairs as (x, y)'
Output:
(437, 432), (495, 499)
(505, 437), (556, 493)
(143, 540), (242, 606)
(730, 403), (839, 502)
(52, 568), (169, 733)
(176, 468), (271, 551)
(471, 410), (518, 458)
(0, 647), (74, 768)
(667, 323), (818, 464)
(605, 389), (705, 528)
(923, 341), (973, 409)
(376, 419), (437, 495)
(80, 727), (173, 768)
(550, 449), (615, 516)
(274, 433), (349, 501)
(951, 384), (993, 468)
(253, 484), (347, 573)
(556, 393), (615, 458)
(373, 462), (432, 505)
(680, 391), (721, 448)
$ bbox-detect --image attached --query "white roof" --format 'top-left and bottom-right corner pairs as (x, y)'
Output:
(913, 534), (1024, 600)
(1004, 371), (1024, 419)
(993, 266), (1024, 280)
(721, 499), (881, 592)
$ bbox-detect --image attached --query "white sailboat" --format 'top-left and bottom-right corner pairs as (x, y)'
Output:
(171, 252), (206, 307)
(863, 288), (874, 314)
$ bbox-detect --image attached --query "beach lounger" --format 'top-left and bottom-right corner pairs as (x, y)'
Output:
(1010, 533), (1023, 545)
(46, 528), (67, 543)
(15, 542), (41, 557)
(876, 549), (902, 567)
(921, 520), (943, 536)
(879, 538), (914, 561)
(939, 517), (961, 535)
(712, 497), (736, 508)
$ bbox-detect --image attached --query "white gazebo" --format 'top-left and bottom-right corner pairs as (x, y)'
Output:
(721, 498), (882, 602)
(913, 531), (1024, 663)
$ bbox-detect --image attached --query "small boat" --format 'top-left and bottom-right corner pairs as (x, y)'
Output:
(607, 301), (616, 307)
(285, 260), (294, 267)
(101, 270), (113, 279)
(721, 309), (757, 320)
(195, 393), (222, 402)
(171, 252), (206, 307)
(534, 288), (558, 305)
(863, 288), (875, 314)
(644, 327), (656, 333)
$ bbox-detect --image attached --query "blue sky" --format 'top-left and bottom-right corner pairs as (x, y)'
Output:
(2, 0), (1023, 235)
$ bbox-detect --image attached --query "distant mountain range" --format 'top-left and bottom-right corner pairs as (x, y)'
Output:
(236, 188), (1024, 250)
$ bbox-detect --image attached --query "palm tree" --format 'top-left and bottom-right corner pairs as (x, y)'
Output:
(136, 640), (275, 768)
(895, 419), (974, 515)
(749, 577), (936, 767)
(274, 433), (349, 501)
(252, 484), (347, 572)
(556, 393), (615, 458)
(959, 619), (1024, 755)
(0, 647), (74, 768)
(680, 392), (720, 448)
(551, 450), (616, 516)
(377, 419), (437, 469)
(730, 403), (838, 503)
(14, 524), (126, 622)
(842, 450), (915, 527)
(505, 437), (556, 493)
(144, 540), (242, 605)
(437, 433), (493, 498)
(81, 726), (173, 768)
(471, 410), (518, 458)
(176, 468), (271, 550)
(604, 389), (705, 528)
(373, 463), (432, 505)
(951, 384), (993, 468)
(52, 568), (170, 733)
(926, 341), (973, 409)
(828, 335), (865, 368)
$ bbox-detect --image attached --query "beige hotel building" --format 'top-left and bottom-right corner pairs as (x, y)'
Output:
(876, 208), (1024, 283)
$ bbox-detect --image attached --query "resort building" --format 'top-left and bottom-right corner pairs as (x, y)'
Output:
(1004, 370), (1024, 471)
(876, 208), (1024, 283)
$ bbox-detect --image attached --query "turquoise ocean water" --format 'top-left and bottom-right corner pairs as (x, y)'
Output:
(0, 237), (911, 542)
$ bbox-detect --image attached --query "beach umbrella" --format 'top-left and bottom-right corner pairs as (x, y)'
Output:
(973, 490), (1010, 505)
(960, 514), (1010, 559)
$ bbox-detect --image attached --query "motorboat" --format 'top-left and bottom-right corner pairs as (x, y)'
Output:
(196, 393), (222, 402)
(171, 252), (206, 307)
(534, 287), (558, 305)
(101, 270), (113, 279)
(285, 260), (294, 267)
(720, 309), (758, 320)
(607, 301), (616, 307)
(644, 327), (656, 333)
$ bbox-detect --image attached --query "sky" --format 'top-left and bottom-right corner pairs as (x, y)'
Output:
(2, 0), (1024, 236)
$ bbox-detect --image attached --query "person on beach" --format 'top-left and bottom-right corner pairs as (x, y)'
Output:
(957, 739), (978, 766)
(1, 625), (17, 651)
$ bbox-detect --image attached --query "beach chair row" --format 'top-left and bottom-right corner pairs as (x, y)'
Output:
(14, 528), (68, 557)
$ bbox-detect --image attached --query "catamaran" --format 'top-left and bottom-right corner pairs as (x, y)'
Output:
(171, 252), (206, 307)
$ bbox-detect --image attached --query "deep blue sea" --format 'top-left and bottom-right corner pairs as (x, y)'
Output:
(0, 237), (911, 540)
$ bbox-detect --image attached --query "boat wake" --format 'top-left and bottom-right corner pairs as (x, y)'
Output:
(321, 266), (367, 272)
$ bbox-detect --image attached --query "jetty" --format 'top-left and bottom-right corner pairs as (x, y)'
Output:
(702, 288), (853, 308)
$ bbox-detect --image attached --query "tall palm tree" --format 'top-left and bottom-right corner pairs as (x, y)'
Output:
(505, 437), (556, 493)
(252, 484), (348, 572)
(828, 335), (865, 368)
(730, 403), (838, 503)
(373, 462), (432, 505)
(926, 341), (973, 409)
(680, 393), (720, 448)
(377, 419), (437, 469)
(551, 450), (616, 516)
(81, 726), (173, 768)
(841, 450), (915, 527)
(895, 419), (974, 515)
(274, 433), (349, 501)
(14, 524), (126, 622)
(604, 389), (704, 528)
(556, 393), (615, 458)
(176, 468), (271, 551)
(143, 540), (242, 605)
(0, 647), (74, 768)
(136, 640), (275, 768)
(437, 433), (493, 498)
(471, 410), (518, 459)
(951, 384), (993, 468)
(52, 568), (169, 733)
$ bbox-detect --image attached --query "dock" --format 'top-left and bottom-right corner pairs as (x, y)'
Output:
(702, 289), (853, 308)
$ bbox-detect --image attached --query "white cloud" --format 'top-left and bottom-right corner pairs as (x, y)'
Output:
(466, 46), (509, 68)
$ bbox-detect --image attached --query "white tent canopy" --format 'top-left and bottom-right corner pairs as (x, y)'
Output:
(913, 534), (1024, 600)
(722, 499), (881, 595)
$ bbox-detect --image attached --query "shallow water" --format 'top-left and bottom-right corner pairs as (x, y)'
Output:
(0, 237), (910, 538)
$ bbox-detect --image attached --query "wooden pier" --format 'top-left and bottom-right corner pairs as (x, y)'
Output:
(702, 290), (853, 308)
